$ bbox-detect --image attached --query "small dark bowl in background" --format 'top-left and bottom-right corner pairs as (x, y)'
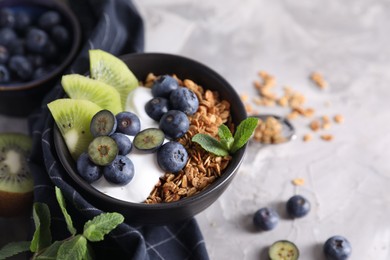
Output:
(0, 0), (81, 117)
(54, 53), (247, 225)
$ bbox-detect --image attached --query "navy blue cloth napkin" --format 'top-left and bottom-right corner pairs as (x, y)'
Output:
(28, 1), (209, 259)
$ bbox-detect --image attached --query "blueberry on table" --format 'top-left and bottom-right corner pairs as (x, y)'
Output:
(76, 152), (102, 183)
(268, 240), (299, 260)
(145, 97), (170, 121)
(323, 235), (352, 260)
(116, 111), (141, 136)
(110, 133), (133, 155)
(8, 55), (33, 81)
(103, 155), (135, 185)
(152, 75), (179, 98)
(286, 194), (310, 218)
(253, 207), (279, 231)
(159, 110), (190, 139)
(169, 87), (199, 115)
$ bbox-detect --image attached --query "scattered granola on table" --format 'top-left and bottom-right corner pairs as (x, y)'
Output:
(144, 73), (234, 203)
(253, 116), (286, 144)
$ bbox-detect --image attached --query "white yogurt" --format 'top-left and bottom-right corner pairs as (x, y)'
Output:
(91, 87), (165, 203)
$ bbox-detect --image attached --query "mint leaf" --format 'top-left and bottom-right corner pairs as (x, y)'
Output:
(83, 212), (124, 242)
(57, 235), (87, 260)
(231, 117), (259, 153)
(192, 134), (229, 156)
(55, 187), (77, 236)
(218, 124), (234, 151)
(30, 203), (52, 253)
(0, 241), (30, 259)
(35, 241), (64, 260)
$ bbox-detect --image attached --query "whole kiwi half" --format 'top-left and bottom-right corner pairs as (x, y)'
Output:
(0, 133), (34, 218)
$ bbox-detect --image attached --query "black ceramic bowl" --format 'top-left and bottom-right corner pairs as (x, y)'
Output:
(0, 0), (81, 117)
(54, 53), (247, 225)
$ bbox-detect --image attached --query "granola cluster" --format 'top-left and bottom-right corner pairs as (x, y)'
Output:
(242, 71), (344, 143)
(143, 73), (233, 203)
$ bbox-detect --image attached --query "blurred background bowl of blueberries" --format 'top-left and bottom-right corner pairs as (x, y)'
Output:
(0, 0), (81, 117)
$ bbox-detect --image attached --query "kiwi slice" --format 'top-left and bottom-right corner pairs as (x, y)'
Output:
(88, 136), (118, 166)
(0, 133), (33, 217)
(90, 110), (117, 137)
(133, 128), (165, 153)
(268, 240), (300, 260)
(61, 74), (122, 115)
(89, 49), (138, 109)
(48, 98), (102, 161)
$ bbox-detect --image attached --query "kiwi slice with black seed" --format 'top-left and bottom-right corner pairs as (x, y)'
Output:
(88, 136), (118, 166)
(90, 110), (117, 137)
(89, 49), (138, 109)
(133, 128), (165, 153)
(0, 133), (34, 217)
(268, 240), (299, 260)
(48, 98), (102, 161)
(62, 74), (123, 114)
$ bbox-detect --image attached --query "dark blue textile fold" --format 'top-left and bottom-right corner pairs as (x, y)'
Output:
(28, 1), (209, 259)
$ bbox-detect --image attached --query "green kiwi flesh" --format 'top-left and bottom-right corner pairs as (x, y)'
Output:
(62, 74), (123, 114)
(48, 98), (102, 161)
(89, 49), (138, 109)
(0, 133), (34, 217)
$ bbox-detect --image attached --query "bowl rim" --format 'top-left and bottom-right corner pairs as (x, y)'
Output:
(0, 0), (81, 91)
(53, 52), (247, 210)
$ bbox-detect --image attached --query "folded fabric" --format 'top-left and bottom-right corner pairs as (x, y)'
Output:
(28, 1), (209, 259)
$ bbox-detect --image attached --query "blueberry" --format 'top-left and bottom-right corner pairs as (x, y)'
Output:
(0, 46), (9, 64)
(9, 39), (25, 55)
(157, 141), (188, 173)
(0, 8), (16, 28)
(286, 194), (311, 218)
(152, 75), (179, 98)
(14, 11), (31, 33)
(28, 54), (46, 68)
(8, 55), (33, 81)
(32, 67), (48, 80)
(116, 111), (141, 136)
(253, 207), (279, 231)
(38, 11), (61, 31)
(110, 133), (133, 155)
(145, 97), (170, 121)
(51, 25), (70, 48)
(323, 236), (352, 260)
(103, 155), (134, 185)
(159, 110), (189, 139)
(169, 87), (199, 115)
(26, 28), (49, 53)
(43, 41), (58, 61)
(0, 28), (17, 47)
(76, 152), (102, 183)
(0, 65), (10, 83)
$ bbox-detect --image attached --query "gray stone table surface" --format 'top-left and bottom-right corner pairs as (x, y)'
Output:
(1, 0), (390, 259)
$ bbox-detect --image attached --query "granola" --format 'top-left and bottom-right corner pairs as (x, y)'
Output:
(144, 74), (233, 203)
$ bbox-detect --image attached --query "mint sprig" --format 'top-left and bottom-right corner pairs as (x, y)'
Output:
(192, 117), (258, 156)
(0, 187), (125, 260)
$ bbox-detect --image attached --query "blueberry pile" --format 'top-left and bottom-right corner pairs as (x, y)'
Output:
(0, 7), (71, 84)
(77, 101), (191, 185)
(145, 75), (199, 139)
(252, 195), (352, 259)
